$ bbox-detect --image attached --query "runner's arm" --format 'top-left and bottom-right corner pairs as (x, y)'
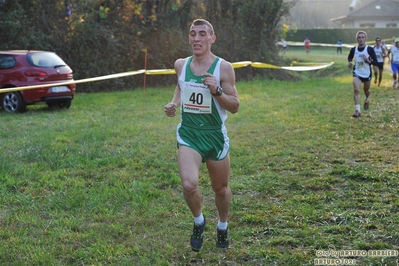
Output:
(367, 46), (378, 65)
(347, 47), (355, 68)
(216, 61), (240, 114)
(164, 59), (184, 117)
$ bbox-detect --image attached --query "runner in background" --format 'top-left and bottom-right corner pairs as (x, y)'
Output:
(281, 38), (287, 54)
(388, 38), (399, 89)
(304, 38), (310, 54)
(373, 36), (387, 87)
(347, 31), (378, 117)
(337, 40), (343, 54)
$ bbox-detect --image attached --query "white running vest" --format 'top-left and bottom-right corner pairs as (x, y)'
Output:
(354, 45), (371, 78)
(391, 46), (399, 64)
(373, 46), (384, 63)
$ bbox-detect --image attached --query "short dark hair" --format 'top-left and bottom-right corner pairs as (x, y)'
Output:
(191, 19), (214, 35)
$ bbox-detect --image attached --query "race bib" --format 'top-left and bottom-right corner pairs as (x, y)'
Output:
(393, 54), (399, 63)
(356, 58), (367, 68)
(182, 83), (212, 114)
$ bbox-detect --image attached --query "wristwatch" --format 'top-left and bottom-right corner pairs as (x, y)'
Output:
(212, 86), (224, 96)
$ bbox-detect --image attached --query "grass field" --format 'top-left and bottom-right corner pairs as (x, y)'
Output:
(1, 47), (399, 265)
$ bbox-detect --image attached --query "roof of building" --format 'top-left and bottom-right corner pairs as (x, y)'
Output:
(331, 0), (399, 22)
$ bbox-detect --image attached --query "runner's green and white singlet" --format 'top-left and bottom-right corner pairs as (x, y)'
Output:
(178, 56), (227, 127)
(176, 56), (230, 161)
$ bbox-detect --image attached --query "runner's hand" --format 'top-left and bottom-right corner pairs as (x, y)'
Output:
(164, 103), (177, 117)
(202, 73), (217, 94)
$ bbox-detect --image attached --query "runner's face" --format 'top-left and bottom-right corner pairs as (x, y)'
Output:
(189, 24), (215, 55)
(357, 33), (367, 46)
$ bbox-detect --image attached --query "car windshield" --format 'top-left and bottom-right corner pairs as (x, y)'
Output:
(27, 52), (67, 68)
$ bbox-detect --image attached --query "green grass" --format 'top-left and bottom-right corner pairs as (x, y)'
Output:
(1, 48), (399, 265)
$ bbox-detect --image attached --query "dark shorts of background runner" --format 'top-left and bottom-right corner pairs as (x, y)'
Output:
(375, 62), (384, 70)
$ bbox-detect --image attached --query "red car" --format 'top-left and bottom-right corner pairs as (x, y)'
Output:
(0, 50), (76, 113)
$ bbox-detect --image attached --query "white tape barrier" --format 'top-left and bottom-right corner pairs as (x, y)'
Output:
(282, 62), (334, 71)
(234, 61), (335, 71)
(281, 41), (354, 48)
(279, 41), (393, 50)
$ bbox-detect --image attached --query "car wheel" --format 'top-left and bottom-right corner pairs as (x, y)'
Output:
(47, 100), (71, 109)
(61, 99), (72, 109)
(1, 91), (26, 113)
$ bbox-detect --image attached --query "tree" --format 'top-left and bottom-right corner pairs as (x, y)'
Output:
(0, 0), (298, 91)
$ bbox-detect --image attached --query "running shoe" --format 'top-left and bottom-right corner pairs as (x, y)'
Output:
(190, 217), (206, 252)
(364, 101), (369, 110)
(216, 228), (229, 248)
(393, 80), (398, 88)
(352, 110), (361, 117)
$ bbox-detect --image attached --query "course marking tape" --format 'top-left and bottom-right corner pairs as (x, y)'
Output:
(278, 40), (393, 50)
(282, 62), (334, 71)
(0, 61), (334, 93)
(1, 69), (146, 93)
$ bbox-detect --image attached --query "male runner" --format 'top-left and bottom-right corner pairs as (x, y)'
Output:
(347, 31), (377, 117)
(164, 19), (240, 251)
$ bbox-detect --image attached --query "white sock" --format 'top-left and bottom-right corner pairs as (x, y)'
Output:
(365, 97), (369, 102)
(356, 104), (361, 112)
(217, 220), (228, 230)
(194, 213), (204, 225)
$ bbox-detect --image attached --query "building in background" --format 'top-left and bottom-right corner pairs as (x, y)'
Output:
(286, 0), (398, 29)
(331, 0), (399, 28)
